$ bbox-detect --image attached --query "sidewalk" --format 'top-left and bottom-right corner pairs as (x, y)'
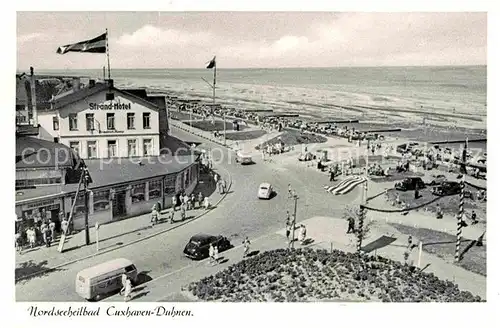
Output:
(15, 167), (232, 279)
(113, 215), (485, 302)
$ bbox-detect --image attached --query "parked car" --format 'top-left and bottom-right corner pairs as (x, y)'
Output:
(298, 152), (315, 161)
(183, 234), (232, 260)
(428, 175), (446, 186)
(432, 181), (472, 197)
(396, 142), (419, 154)
(258, 182), (273, 199)
(395, 177), (426, 191)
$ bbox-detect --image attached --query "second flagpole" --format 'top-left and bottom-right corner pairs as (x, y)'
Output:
(106, 28), (111, 79)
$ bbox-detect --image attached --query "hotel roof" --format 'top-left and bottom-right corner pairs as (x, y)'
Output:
(51, 81), (161, 111)
(16, 136), (80, 169)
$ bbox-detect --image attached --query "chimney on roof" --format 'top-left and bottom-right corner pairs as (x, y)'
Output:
(72, 77), (81, 91)
(30, 67), (38, 127)
(89, 79), (95, 88)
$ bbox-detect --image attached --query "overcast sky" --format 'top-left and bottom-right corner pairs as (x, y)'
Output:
(16, 12), (486, 69)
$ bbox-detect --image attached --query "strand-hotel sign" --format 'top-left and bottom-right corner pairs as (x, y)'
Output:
(89, 102), (132, 110)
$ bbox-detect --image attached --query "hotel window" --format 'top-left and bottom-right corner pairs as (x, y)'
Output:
(86, 113), (95, 131)
(127, 139), (137, 157)
(143, 138), (152, 156)
(107, 113), (115, 130)
(69, 141), (80, 156)
(69, 114), (78, 131)
(87, 141), (97, 158)
(107, 140), (117, 158)
(149, 179), (162, 200)
(127, 113), (135, 129)
(131, 183), (146, 203)
(93, 190), (110, 212)
(143, 113), (151, 129)
(52, 116), (59, 130)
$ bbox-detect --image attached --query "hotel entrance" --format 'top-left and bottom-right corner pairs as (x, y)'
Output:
(112, 190), (127, 219)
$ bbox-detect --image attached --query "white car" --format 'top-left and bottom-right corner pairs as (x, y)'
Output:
(257, 183), (273, 199)
(236, 152), (253, 165)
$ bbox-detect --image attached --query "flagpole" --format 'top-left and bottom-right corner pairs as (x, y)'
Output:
(106, 28), (111, 79)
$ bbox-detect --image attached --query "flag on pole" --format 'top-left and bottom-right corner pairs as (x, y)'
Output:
(56, 32), (107, 54)
(206, 56), (216, 69)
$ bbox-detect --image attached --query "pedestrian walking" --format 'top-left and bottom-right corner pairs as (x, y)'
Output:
(27, 227), (35, 248)
(49, 220), (56, 241)
(44, 226), (52, 247)
(329, 170), (335, 182)
(288, 184), (292, 198)
(197, 192), (204, 209)
(347, 216), (355, 234)
(209, 243), (215, 265)
(123, 277), (132, 302)
(120, 273), (127, 295)
(151, 208), (159, 226)
(61, 218), (68, 236)
(40, 221), (47, 235)
(242, 237), (251, 258)
(221, 179), (227, 194)
(41, 224), (48, 245)
(214, 173), (219, 186)
(285, 217), (292, 240)
(299, 224), (307, 245)
(436, 204), (443, 219)
(204, 196), (210, 210)
(471, 210), (478, 225)
(183, 194), (190, 207)
(213, 245), (219, 264)
(15, 231), (22, 253)
(190, 194), (196, 209)
(217, 180), (223, 194)
(171, 195), (177, 211)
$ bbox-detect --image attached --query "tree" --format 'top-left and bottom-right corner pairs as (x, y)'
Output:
(342, 205), (374, 252)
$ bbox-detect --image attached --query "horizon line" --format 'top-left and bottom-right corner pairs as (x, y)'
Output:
(19, 63), (487, 72)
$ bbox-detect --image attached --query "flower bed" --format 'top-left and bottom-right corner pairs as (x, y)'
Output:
(187, 248), (483, 302)
(225, 130), (267, 141)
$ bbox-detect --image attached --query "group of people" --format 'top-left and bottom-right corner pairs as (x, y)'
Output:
(435, 204), (479, 225)
(285, 212), (308, 246)
(149, 190), (211, 226)
(208, 243), (220, 265)
(213, 172), (228, 195)
(15, 211), (70, 253)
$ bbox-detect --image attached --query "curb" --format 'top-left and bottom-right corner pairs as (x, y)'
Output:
(15, 166), (233, 283)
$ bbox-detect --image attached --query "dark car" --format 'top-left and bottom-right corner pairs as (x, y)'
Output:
(183, 234), (232, 260)
(432, 181), (472, 197)
(395, 177), (426, 191)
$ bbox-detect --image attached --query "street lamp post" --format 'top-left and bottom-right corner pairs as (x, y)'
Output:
(83, 167), (91, 246)
(290, 193), (299, 249)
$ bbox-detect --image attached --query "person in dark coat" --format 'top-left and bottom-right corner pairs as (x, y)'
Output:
(347, 217), (355, 234)
(330, 170), (335, 182)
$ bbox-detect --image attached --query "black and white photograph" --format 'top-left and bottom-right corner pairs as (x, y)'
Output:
(8, 3), (497, 325)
